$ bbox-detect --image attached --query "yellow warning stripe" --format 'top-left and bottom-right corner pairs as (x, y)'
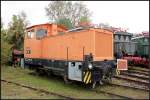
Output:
(89, 79), (91, 83)
(84, 71), (89, 82)
(85, 72), (91, 84)
(83, 71), (92, 84)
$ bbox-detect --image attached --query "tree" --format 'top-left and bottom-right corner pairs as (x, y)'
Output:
(1, 19), (7, 40)
(7, 11), (29, 50)
(56, 18), (73, 29)
(78, 16), (92, 27)
(79, 16), (91, 23)
(1, 20), (12, 65)
(45, 1), (92, 27)
(1, 36), (12, 65)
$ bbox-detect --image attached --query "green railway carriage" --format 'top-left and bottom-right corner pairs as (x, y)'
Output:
(113, 31), (135, 55)
(131, 35), (149, 58)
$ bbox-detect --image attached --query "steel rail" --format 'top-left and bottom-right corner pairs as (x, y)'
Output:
(2, 79), (134, 99)
(1, 79), (76, 100)
(93, 89), (134, 99)
(128, 67), (149, 73)
(108, 82), (149, 92)
(127, 70), (149, 76)
(114, 75), (149, 86)
(121, 72), (149, 80)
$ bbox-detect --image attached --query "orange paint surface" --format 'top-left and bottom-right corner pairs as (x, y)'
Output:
(24, 24), (113, 61)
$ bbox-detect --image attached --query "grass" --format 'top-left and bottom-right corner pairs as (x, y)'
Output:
(1, 66), (119, 99)
(1, 66), (149, 99)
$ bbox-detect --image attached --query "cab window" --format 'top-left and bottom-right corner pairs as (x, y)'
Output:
(27, 29), (34, 39)
(36, 29), (47, 39)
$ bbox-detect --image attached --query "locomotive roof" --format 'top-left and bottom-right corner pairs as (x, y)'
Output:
(67, 26), (113, 33)
(26, 23), (67, 30)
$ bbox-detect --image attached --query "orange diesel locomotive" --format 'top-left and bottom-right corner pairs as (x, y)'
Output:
(24, 23), (126, 88)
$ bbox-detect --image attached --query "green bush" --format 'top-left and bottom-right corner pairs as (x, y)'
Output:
(1, 39), (12, 65)
(1, 28), (13, 65)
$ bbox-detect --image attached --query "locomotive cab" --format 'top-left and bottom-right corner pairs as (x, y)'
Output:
(24, 23), (67, 59)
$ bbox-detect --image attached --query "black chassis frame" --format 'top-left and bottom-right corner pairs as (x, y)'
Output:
(24, 54), (116, 84)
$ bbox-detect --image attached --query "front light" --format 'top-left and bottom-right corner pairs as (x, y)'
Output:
(88, 63), (93, 69)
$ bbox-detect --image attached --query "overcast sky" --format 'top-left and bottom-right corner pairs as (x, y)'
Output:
(1, 1), (149, 33)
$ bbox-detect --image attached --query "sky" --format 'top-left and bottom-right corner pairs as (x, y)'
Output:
(1, 1), (149, 34)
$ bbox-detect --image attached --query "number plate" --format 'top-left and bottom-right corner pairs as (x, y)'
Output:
(117, 59), (128, 70)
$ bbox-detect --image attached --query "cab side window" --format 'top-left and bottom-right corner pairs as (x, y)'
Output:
(27, 29), (34, 39)
(36, 29), (47, 39)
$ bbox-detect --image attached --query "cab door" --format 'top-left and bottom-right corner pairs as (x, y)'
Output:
(68, 62), (82, 81)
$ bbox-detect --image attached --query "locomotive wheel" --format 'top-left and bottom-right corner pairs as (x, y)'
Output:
(46, 71), (52, 77)
(99, 80), (104, 85)
(63, 75), (71, 84)
(35, 68), (44, 76)
(35, 69), (40, 76)
(92, 81), (97, 89)
(107, 72), (113, 83)
(108, 77), (112, 83)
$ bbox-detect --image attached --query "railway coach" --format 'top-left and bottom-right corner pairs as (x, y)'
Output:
(24, 23), (127, 88)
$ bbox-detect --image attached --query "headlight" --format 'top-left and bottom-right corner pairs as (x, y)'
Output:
(88, 63), (93, 69)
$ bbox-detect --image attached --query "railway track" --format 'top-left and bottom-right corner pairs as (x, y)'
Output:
(121, 72), (149, 80)
(114, 75), (149, 86)
(92, 89), (133, 99)
(92, 81), (149, 99)
(1, 79), (133, 99)
(111, 66), (149, 92)
(1, 79), (76, 100)
(128, 67), (149, 73)
(108, 80), (149, 91)
(125, 70), (149, 76)
(118, 66), (149, 85)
